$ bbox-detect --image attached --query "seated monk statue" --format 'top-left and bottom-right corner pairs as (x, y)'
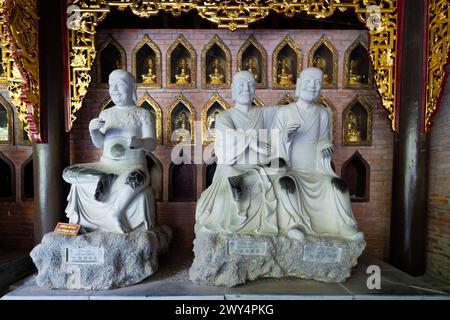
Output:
(195, 71), (307, 239)
(63, 69), (157, 233)
(271, 67), (364, 241)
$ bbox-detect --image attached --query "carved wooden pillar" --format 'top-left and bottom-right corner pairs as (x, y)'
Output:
(33, 0), (70, 243)
(390, 0), (430, 275)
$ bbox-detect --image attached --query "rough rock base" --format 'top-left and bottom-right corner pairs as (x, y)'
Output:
(30, 226), (172, 290)
(189, 228), (365, 287)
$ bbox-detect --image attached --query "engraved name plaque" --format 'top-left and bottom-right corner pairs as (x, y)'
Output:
(229, 239), (267, 256)
(303, 244), (342, 263)
(66, 247), (105, 265)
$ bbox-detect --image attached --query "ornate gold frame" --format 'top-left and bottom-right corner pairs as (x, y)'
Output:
(278, 93), (296, 105)
(202, 92), (230, 145)
(96, 35), (127, 88)
(166, 35), (197, 90)
(166, 93), (196, 146)
(272, 35), (302, 90)
(316, 94), (337, 145)
(342, 95), (373, 146)
(64, 0), (400, 133)
(308, 35), (338, 89)
(201, 35), (232, 90)
(237, 34), (268, 89)
(136, 92), (163, 145)
(425, 0), (450, 133)
(0, 0), (40, 142)
(252, 95), (264, 107)
(0, 93), (13, 145)
(131, 35), (162, 89)
(0, 47), (6, 87)
(344, 35), (373, 89)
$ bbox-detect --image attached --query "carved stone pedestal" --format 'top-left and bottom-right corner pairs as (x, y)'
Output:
(189, 228), (365, 287)
(30, 226), (172, 290)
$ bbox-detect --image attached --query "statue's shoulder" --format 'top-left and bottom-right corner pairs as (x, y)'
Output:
(134, 106), (152, 124)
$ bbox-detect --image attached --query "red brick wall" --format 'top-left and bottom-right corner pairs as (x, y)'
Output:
(69, 29), (394, 257)
(0, 88), (34, 252)
(427, 67), (450, 281)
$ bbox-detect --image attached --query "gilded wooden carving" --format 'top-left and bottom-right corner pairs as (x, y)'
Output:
(342, 95), (373, 146)
(272, 35), (302, 90)
(202, 92), (230, 145)
(166, 35), (197, 89)
(167, 93), (196, 146)
(136, 92), (163, 145)
(237, 35), (267, 89)
(201, 35), (232, 90)
(132, 35), (162, 89)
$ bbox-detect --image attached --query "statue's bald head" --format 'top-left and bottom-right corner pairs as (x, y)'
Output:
(232, 71), (256, 105)
(108, 69), (137, 106)
(295, 67), (323, 103)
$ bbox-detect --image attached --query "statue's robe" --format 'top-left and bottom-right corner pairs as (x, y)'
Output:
(63, 106), (155, 232)
(196, 106), (282, 235)
(272, 102), (360, 238)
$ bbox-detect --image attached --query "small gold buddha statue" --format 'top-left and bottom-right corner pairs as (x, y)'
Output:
(349, 59), (363, 85)
(346, 111), (361, 142)
(173, 111), (191, 143)
(314, 55), (330, 85)
(142, 57), (156, 84)
(175, 58), (191, 84)
(245, 57), (259, 81)
(278, 57), (294, 86)
(114, 58), (122, 69)
(209, 58), (224, 85)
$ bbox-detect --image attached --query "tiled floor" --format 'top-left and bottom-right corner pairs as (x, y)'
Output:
(2, 253), (449, 300)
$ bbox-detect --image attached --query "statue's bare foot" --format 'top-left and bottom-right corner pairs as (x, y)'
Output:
(95, 174), (116, 202)
(347, 231), (364, 241)
(287, 229), (305, 241)
(279, 176), (296, 193)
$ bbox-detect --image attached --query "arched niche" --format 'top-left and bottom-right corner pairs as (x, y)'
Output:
(272, 35), (302, 90)
(132, 35), (162, 88)
(202, 35), (231, 89)
(96, 36), (127, 87)
(166, 35), (196, 89)
(136, 93), (163, 145)
(0, 152), (15, 200)
(315, 94), (337, 145)
(278, 93), (296, 105)
(237, 35), (267, 88)
(252, 95), (264, 107)
(203, 163), (217, 190)
(344, 35), (373, 89)
(146, 153), (163, 202)
(21, 155), (34, 201)
(342, 95), (373, 146)
(96, 97), (114, 117)
(0, 94), (13, 145)
(169, 163), (196, 202)
(309, 35), (338, 89)
(167, 94), (196, 146)
(341, 151), (370, 202)
(202, 92), (230, 145)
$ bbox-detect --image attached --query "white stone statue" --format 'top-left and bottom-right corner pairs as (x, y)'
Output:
(272, 67), (363, 241)
(196, 71), (282, 235)
(63, 69), (156, 233)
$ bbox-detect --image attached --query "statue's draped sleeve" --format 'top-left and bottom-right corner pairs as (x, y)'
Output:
(215, 111), (257, 165)
(316, 106), (336, 176)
